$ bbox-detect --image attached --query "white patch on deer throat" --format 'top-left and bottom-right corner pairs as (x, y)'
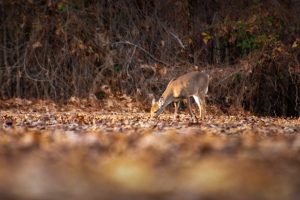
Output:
(158, 98), (164, 107)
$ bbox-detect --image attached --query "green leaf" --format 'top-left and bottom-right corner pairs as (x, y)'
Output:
(58, 3), (66, 12)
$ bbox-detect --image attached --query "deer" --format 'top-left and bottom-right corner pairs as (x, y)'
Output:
(150, 71), (209, 122)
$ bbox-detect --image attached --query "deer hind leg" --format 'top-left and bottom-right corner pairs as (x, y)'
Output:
(187, 97), (196, 122)
(200, 93), (206, 119)
(193, 95), (204, 120)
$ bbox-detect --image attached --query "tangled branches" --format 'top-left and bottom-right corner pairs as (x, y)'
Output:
(0, 0), (299, 116)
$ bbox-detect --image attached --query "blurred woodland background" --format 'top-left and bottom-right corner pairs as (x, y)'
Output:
(0, 0), (300, 116)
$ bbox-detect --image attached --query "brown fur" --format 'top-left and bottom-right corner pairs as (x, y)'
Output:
(150, 71), (209, 121)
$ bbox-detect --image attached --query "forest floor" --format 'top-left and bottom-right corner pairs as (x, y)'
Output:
(0, 99), (300, 200)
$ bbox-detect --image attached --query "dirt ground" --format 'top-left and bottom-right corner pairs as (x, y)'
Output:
(0, 99), (300, 200)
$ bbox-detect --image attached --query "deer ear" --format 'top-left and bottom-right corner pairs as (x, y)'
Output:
(152, 98), (156, 105)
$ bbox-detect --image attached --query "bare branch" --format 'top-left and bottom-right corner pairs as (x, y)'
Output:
(112, 41), (171, 67)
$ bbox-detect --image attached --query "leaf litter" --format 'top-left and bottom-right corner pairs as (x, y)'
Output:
(0, 99), (300, 200)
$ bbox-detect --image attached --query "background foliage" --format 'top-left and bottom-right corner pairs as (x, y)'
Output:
(0, 0), (299, 116)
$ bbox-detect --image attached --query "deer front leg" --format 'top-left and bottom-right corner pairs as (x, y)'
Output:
(173, 101), (180, 121)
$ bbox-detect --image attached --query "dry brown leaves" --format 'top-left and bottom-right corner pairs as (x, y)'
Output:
(0, 99), (300, 200)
